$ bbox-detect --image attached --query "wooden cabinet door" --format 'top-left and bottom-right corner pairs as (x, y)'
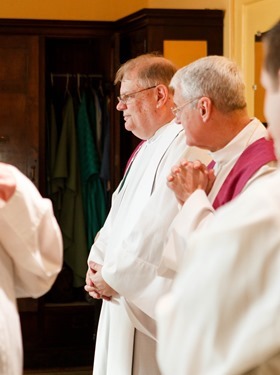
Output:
(0, 35), (39, 185)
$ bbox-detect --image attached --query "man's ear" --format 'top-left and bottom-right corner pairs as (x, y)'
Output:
(156, 84), (169, 107)
(198, 97), (212, 121)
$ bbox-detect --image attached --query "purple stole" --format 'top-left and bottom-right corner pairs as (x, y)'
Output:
(118, 140), (146, 192)
(208, 137), (276, 209)
(124, 140), (146, 173)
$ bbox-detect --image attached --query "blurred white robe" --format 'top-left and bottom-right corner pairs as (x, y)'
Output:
(156, 168), (280, 375)
(0, 163), (62, 375)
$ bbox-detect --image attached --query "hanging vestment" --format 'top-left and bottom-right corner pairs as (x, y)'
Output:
(91, 87), (103, 158)
(52, 93), (88, 287)
(76, 92), (107, 249)
(99, 97), (110, 187)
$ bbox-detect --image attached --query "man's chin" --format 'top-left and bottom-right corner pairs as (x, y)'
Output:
(124, 122), (133, 132)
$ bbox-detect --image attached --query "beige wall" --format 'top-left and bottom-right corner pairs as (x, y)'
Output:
(1, 0), (118, 21)
(1, 0), (227, 22)
(234, 0), (280, 116)
(1, 0), (280, 117)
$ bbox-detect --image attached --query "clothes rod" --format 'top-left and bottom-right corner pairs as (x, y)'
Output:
(50, 73), (103, 78)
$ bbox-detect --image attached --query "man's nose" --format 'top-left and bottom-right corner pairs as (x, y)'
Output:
(116, 101), (126, 111)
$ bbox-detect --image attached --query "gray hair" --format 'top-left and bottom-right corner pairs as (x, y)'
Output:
(114, 53), (177, 89)
(170, 55), (247, 113)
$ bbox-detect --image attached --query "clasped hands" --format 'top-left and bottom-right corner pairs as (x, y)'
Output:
(167, 160), (215, 205)
(84, 261), (117, 301)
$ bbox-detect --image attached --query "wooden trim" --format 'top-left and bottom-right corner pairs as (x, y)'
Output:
(0, 18), (114, 37)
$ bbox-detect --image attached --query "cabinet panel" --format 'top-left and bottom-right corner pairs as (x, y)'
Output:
(0, 35), (39, 185)
(21, 301), (101, 368)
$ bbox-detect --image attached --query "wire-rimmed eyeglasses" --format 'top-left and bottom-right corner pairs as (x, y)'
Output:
(171, 97), (201, 117)
(117, 85), (157, 105)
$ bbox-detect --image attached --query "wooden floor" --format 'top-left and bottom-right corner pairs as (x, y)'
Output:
(24, 367), (92, 374)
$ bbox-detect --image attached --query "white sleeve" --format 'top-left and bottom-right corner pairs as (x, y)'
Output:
(156, 178), (280, 375)
(0, 165), (63, 298)
(158, 189), (215, 277)
(101, 184), (176, 319)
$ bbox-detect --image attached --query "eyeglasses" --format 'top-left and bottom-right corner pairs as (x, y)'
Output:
(171, 97), (201, 117)
(117, 85), (157, 105)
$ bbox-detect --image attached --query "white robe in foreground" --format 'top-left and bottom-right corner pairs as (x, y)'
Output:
(156, 168), (280, 375)
(88, 121), (211, 375)
(159, 118), (277, 278)
(0, 163), (63, 375)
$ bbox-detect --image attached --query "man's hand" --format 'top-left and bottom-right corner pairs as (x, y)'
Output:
(84, 265), (105, 300)
(84, 261), (117, 301)
(167, 160), (215, 205)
